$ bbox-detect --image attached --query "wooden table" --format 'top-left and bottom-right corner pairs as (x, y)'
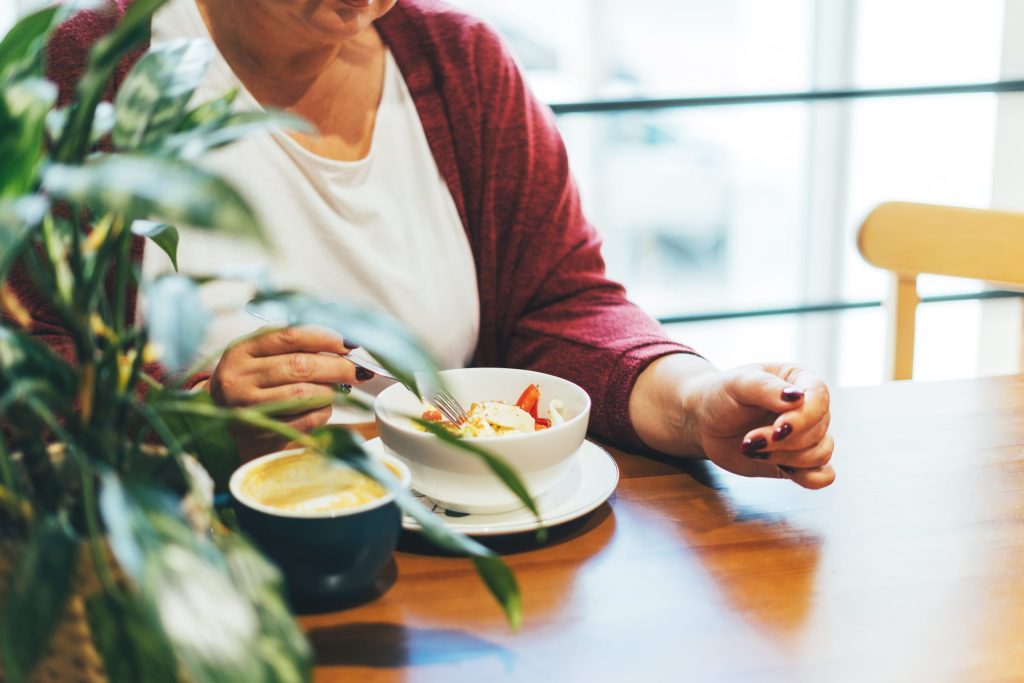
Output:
(301, 375), (1024, 682)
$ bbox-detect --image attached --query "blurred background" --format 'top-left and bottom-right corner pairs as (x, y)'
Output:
(6, 0), (1023, 386)
(446, 0), (1024, 386)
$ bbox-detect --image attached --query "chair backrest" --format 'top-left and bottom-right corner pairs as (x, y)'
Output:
(857, 201), (1024, 380)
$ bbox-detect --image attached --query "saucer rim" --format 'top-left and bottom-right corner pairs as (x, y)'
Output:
(360, 437), (619, 537)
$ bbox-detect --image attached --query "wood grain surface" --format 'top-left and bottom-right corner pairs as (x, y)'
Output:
(301, 376), (1024, 683)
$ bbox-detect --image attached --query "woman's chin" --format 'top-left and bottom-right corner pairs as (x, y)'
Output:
(303, 2), (395, 38)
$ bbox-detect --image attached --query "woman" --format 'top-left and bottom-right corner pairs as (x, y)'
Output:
(41, 0), (834, 487)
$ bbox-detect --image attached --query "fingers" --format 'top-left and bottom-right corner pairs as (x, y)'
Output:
(779, 463), (836, 490)
(727, 364), (835, 489)
(282, 405), (334, 433)
(727, 364), (809, 413)
(252, 382), (337, 411)
(742, 411), (830, 456)
(245, 325), (355, 357)
(255, 352), (362, 388)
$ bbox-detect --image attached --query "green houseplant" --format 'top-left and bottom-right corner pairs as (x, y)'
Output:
(0, 1), (537, 681)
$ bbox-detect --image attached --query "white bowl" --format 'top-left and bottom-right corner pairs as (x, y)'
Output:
(374, 368), (591, 514)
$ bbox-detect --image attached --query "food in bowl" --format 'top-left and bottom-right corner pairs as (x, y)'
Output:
(375, 368), (591, 514)
(419, 383), (566, 436)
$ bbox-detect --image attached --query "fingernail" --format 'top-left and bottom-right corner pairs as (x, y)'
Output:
(772, 423), (793, 442)
(781, 387), (804, 402)
(355, 367), (375, 381)
(741, 436), (768, 457)
(345, 343), (360, 350)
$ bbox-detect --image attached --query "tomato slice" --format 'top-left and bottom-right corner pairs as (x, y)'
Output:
(422, 409), (443, 422)
(516, 384), (540, 418)
(534, 417), (551, 431)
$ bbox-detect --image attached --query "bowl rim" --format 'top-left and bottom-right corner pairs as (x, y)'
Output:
(229, 447), (412, 520)
(374, 367), (592, 442)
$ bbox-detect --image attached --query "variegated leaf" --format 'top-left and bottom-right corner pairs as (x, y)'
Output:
(143, 274), (209, 373)
(131, 220), (179, 271)
(166, 110), (314, 160)
(54, 0), (172, 163)
(113, 38), (214, 151)
(175, 88), (238, 132)
(0, 195), (46, 280)
(98, 474), (268, 683)
(42, 155), (263, 238)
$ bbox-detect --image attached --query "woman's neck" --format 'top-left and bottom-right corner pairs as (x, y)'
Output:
(194, 0), (378, 107)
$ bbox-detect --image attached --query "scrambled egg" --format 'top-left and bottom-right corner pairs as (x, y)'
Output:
(416, 397), (567, 437)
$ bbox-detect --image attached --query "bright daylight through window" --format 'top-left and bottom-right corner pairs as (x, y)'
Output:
(451, 0), (1015, 385)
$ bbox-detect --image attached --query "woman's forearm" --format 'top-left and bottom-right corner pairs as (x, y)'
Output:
(627, 353), (717, 457)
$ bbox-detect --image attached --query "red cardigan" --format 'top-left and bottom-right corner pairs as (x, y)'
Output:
(20, 0), (695, 449)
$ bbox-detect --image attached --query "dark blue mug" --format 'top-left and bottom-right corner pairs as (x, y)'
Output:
(229, 448), (411, 611)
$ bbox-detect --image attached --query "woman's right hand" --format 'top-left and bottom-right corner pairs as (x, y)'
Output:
(206, 326), (370, 462)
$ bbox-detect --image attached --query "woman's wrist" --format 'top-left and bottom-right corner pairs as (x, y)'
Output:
(628, 352), (718, 457)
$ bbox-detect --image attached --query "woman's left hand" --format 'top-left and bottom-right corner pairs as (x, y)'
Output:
(686, 363), (835, 489)
(630, 355), (835, 489)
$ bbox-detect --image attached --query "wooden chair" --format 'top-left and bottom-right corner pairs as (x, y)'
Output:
(857, 201), (1024, 380)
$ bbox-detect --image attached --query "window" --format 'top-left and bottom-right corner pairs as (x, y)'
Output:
(451, 0), (1016, 383)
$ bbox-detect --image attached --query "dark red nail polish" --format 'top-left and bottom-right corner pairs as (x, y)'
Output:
(781, 387), (804, 402)
(772, 423), (793, 442)
(345, 343), (360, 350)
(741, 436), (768, 457)
(355, 367), (374, 381)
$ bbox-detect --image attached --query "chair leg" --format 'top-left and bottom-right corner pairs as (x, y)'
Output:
(885, 274), (919, 381)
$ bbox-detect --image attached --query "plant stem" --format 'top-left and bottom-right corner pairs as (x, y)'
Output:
(0, 437), (18, 493)
(81, 467), (119, 595)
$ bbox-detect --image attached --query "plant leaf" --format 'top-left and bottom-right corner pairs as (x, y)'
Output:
(0, 326), (76, 400)
(55, 0), (172, 163)
(1, 515), (79, 683)
(99, 473), (270, 683)
(0, 195), (47, 281)
(85, 590), (178, 683)
(131, 220), (179, 271)
(412, 417), (543, 532)
(142, 274), (209, 373)
(165, 109), (314, 160)
(213, 532), (312, 683)
(0, 1), (101, 79)
(147, 386), (239, 492)
(42, 155), (263, 238)
(247, 292), (439, 394)
(176, 87), (238, 131)
(48, 101), (117, 147)
(113, 38), (214, 151)
(312, 426), (523, 629)
(0, 77), (57, 198)
(0, 6), (58, 79)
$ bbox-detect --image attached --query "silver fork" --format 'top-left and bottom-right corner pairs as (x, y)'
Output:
(320, 353), (469, 426)
(412, 372), (469, 427)
(245, 302), (468, 425)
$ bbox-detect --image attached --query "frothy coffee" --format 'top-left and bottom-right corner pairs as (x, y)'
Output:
(240, 451), (391, 514)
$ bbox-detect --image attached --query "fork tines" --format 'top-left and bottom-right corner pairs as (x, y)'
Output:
(431, 389), (468, 426)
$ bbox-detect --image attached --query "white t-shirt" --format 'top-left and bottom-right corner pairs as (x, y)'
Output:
(144, 0), (481, 373)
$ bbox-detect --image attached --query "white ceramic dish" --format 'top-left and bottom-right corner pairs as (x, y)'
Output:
(361, 437), (618, 536)
(374, 367), (591, 514)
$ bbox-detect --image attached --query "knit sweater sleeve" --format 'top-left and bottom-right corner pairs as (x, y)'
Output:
(463, 23), (698, 450)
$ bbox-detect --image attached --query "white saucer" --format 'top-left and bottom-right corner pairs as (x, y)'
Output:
(361, 438), (619, 536)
